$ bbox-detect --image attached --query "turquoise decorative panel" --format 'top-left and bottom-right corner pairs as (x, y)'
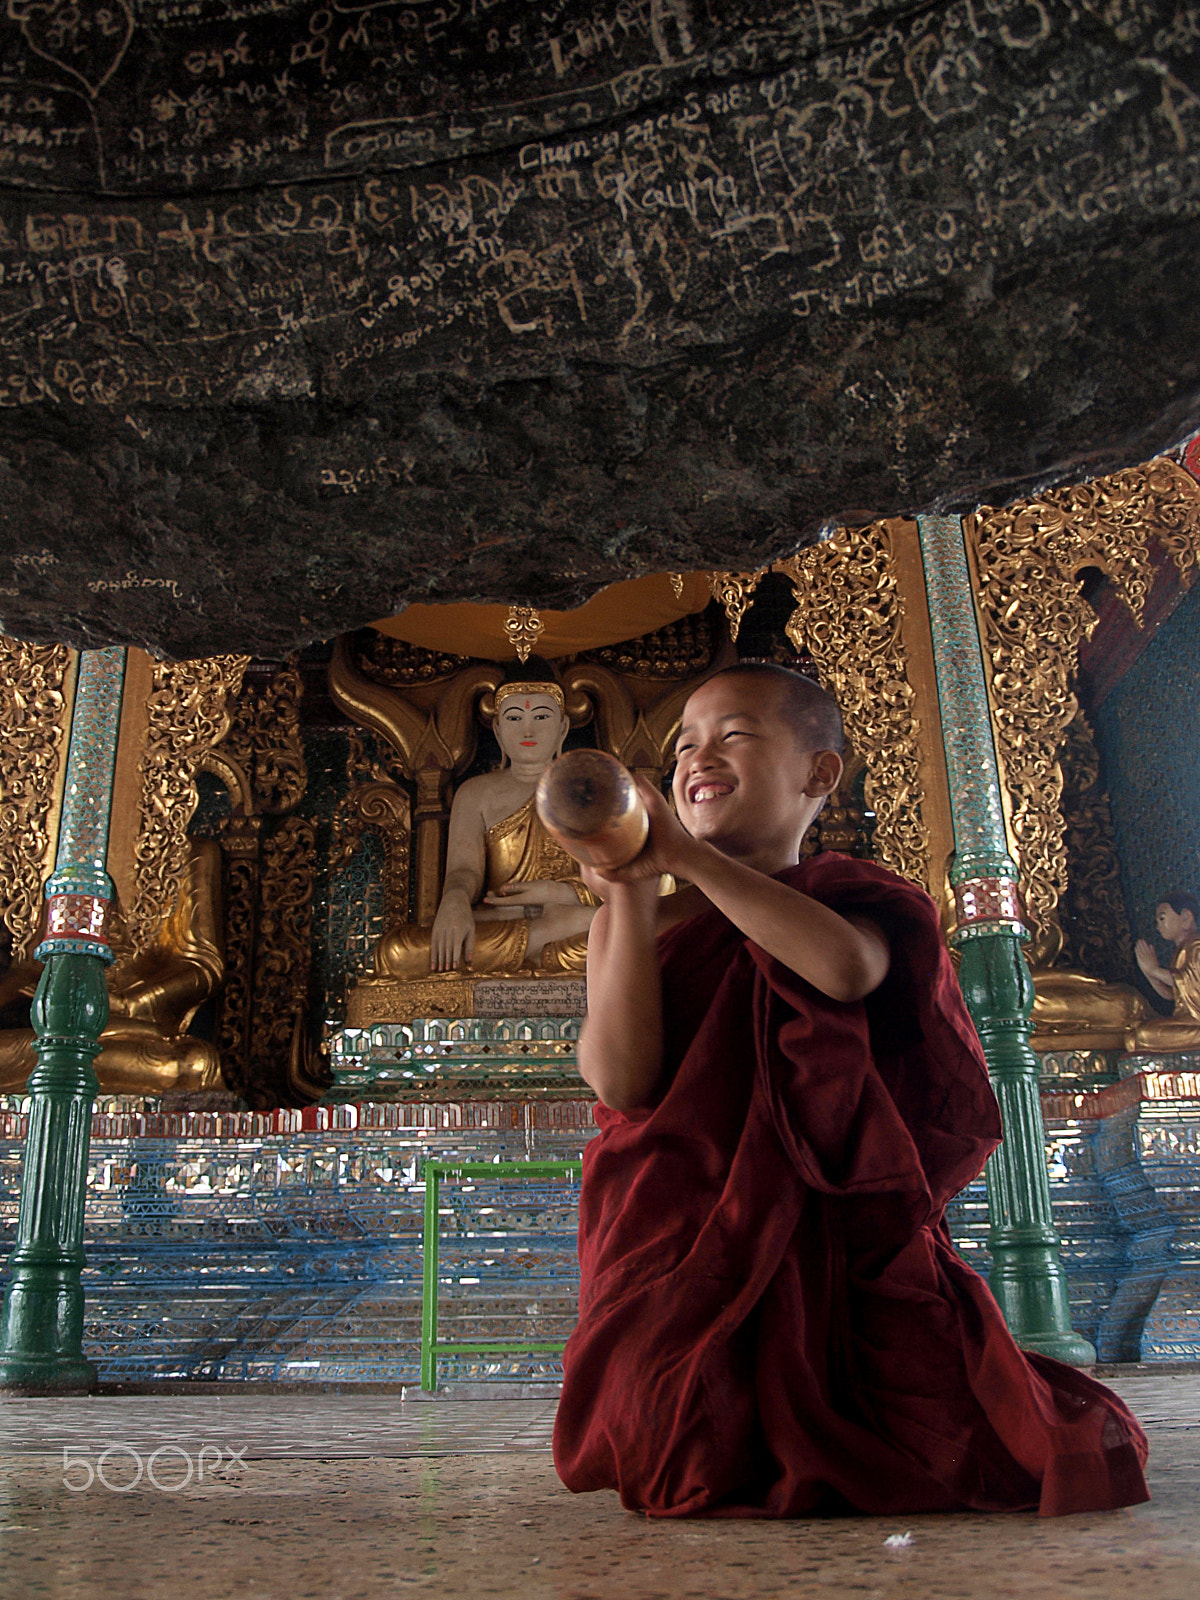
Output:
(915, 514), (1016, 883)
(49, 646), (126, 896)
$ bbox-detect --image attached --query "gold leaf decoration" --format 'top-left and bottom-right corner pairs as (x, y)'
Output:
(331, 730), (412, 929)
(776, 524), (929, 887)
(221, 658), (307, 814)
(0, 638), (72, 959)
(706, 569), (767, 642)
(503, 606), (545, 664)
(127, 654), (249, 953)
(214, 813), (261, 1096)
(968, 457), (1200, 959)
(246, 815), (317, 1107)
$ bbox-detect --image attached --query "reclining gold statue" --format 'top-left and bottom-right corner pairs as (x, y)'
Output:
(0, 838), (225, 1094)
(375, 663), (597, 978)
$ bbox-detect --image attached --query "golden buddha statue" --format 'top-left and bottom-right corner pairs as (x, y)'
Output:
(1031, 968), (1146, 1052)
(1127, 892), (1200, 1053)
(0, 838), (226, 1094)
(374, 663), (598, 979)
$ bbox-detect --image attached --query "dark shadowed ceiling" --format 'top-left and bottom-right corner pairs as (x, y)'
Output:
(1, 1), (1199, 659)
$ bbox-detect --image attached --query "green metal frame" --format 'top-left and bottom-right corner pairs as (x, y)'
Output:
(420, 1159), (581, 1392)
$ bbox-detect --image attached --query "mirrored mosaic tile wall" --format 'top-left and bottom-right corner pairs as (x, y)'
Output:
(3, 1089), (1196, 1381)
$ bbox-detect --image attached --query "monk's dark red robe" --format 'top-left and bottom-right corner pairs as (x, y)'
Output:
(553, 854), (1149, 1518)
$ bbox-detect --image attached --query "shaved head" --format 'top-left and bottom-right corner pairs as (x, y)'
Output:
(702, 663), (844, 755)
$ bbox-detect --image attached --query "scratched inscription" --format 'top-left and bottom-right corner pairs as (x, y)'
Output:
(0, 0), (1196, 420)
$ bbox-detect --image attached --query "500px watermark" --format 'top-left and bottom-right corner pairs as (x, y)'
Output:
(63, 1444), (248, 1492)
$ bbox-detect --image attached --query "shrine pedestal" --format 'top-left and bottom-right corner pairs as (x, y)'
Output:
(328, 1016), (587, 1103)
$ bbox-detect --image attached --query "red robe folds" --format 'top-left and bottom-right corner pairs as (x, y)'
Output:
(553, 855), (1149, 1518)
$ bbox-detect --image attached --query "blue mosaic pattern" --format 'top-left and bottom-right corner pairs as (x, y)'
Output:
(1092, 577), (1200, 963)
(45, 646), (126, 904)
(0, 1103), (591, 1386)
(916, 515), (1016, 883)
(3, 1084), (1196, 1379)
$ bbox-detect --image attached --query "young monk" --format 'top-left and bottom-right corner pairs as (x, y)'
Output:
(552, 662), (1149, 1518)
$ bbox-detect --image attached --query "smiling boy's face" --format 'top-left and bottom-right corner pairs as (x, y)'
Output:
(671, 675), (842, 868)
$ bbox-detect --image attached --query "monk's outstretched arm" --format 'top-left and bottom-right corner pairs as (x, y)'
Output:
(577, 880), (664, 1111)
(677, 841), (889, 1004)
(590, 781), (889, 1007)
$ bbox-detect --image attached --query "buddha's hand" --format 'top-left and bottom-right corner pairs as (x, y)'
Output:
(483, 881), (580, 914)
(431, 889), (475, 971)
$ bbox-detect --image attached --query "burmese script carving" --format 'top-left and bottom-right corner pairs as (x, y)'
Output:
(777, 525), (929, 890)
(968, 458), (1200, 960)
(127, 654), (249, 954)
(0, 638), (72, 960)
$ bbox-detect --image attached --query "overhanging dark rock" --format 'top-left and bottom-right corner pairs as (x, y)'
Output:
(1, 1), (1198, 657)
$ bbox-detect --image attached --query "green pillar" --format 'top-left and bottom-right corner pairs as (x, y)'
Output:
(0, 647), (127, 1393)
(917, 515), (1093, 1365)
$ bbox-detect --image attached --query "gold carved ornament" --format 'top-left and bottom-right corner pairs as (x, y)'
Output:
(775, 524), (930, 889)
(219, 658), (307, 814)
(248, 815), (317, 1105)
(0, 639), (72, 960)
(706, 569), (767, 643)
(212, 814), (261, 1096)
(330, 730), (412, 930)
(503, 606), (545, 664)
(126, 654), (250, 954)
(967, 458), (1200, 962)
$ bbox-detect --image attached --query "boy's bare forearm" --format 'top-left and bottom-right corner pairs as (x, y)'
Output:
(577, 888), (664, 1110)
(676, 837), (889, 1002)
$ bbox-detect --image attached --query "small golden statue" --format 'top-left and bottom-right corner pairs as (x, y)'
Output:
(1128, 891), (1200, 1053)
(374, 661), (598, 979)
(0, 839), (226, 1094)
(1031, 967), (1146, 1053)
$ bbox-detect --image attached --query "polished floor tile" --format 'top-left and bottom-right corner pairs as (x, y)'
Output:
(0, 1374), (1196, 1599)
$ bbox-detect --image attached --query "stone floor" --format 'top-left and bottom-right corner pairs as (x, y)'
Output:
(0, 1373), (1197, 1599)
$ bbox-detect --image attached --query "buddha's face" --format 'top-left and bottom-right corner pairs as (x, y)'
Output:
(495, 693), (568, 768)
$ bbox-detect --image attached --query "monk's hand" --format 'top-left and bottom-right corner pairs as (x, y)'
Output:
(430, 889), (475, 971)
(1135, 938), (1156, 976)
(581, 779), (692, 896)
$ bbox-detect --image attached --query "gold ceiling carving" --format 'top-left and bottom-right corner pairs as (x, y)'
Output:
(776, 523), (930, 889)
(127, 654), (249, 954)
(503, 605), (545, 663)
(967, 456), (1200, 962)
(0, 638), (72, 959)
(706, 569), (767, 642)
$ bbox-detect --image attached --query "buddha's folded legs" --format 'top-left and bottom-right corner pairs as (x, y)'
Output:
(375, 917), (587, 977)
(1127, 1017), (1200, 1053)
(1031, 972), (1146, 1033)
(0, 1022), (222, 1093)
